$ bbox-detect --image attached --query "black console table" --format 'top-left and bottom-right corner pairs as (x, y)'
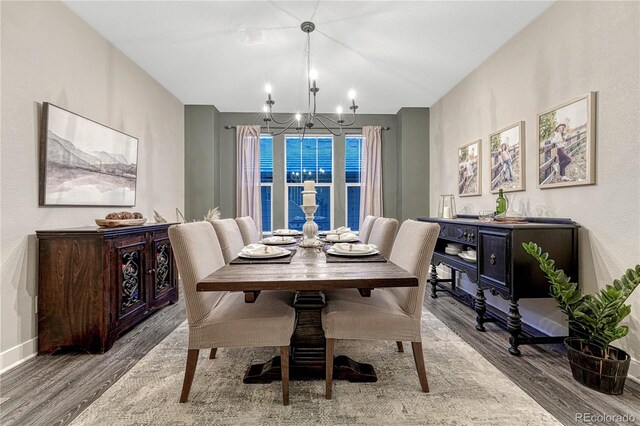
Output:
(417, 215), (579, 355)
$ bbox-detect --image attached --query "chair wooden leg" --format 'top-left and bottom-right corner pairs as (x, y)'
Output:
(325, 338), (334, 399)
(179, 349), (200, 403)
(396, 341), (404, 352)
(280, 346), (290, 406)
(209, 348), (217, 359)
(411, 341), (430, 393)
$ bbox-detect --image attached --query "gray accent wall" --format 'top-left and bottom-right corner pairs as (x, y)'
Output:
(184, 109), (429, 225)
(396, 108), (430, 222)
(185, 105), (219, 220)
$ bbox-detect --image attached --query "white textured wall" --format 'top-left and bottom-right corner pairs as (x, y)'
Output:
(430, 1), (640, 379)
(0, 1), (184, 371)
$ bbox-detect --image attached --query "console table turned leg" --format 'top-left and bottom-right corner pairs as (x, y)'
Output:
(474, 286), (487, 332)
(507, 298), (523, 356)
(429, 264), (438, 298)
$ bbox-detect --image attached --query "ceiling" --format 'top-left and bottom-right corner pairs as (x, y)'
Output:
(64, 1), (552, 114)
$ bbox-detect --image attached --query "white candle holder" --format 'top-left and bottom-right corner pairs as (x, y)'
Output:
(299, 203), (324, 248)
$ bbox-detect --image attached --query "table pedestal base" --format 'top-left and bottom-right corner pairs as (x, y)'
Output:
(243, 355), (377, 383)
(243, 290), (377, 383)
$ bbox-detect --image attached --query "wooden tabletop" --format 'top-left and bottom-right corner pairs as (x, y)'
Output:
(196, 246), (418, 293)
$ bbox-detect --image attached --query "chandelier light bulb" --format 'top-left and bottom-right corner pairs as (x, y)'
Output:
(348, 90), (356, 100)
(336, 106), (343, 115)
(295, 113), (301, 122)
(262, 105), (268, 113)
(265, 83), (272, 94)
(309, 69), (318, 81)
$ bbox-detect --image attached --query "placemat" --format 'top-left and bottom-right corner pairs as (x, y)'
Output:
(230, 249), (297, 265)
(323, 246), (387, 263)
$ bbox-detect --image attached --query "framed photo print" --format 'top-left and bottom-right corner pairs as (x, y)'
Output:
(458, 139), (481, 197)
(537, 92), (596, 189)
(489, 121), (525, 193)
(39, 103), (139, 206)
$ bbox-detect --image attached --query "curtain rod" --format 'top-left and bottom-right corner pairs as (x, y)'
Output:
(224, 125), (390, 131)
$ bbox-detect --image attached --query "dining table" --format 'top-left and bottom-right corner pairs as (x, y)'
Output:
(196, 241), (418, 384)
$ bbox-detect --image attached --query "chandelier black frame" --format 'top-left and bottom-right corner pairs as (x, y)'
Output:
(262, 21), (359, 138)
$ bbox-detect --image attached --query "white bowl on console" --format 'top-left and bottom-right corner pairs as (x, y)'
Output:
(463, 250), (477, 260)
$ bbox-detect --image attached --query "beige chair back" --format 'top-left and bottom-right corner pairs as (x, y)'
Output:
(168, 222), (226, 325)
(210, 218), (245, 263)
(358, 215), (377, 243)
(235, 216), (261, 245)
(368, 217), (399, 258)
(388, 220), (440, 318)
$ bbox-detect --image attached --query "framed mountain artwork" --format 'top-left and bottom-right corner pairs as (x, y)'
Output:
(39, 103), (139, 206)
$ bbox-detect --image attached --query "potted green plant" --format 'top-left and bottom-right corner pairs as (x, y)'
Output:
(523, 242), (640, 395)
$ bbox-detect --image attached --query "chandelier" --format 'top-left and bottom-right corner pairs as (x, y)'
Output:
(262, 21), (359, 137)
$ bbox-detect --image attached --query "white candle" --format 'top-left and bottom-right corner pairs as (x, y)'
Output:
(443, 206), (452, 219)
(303, 180), (315, 192)
(303, 193), (316, 206)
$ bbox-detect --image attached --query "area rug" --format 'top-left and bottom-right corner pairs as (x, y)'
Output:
(71, 310), (560, 425)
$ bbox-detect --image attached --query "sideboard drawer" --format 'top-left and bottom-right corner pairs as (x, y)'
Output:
(479, 229), (510, 287)
(440, 223), (478, 245)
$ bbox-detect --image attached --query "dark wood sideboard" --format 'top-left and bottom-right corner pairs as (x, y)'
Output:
(417, 216), (579, 355)
(36, 223), (179, 354)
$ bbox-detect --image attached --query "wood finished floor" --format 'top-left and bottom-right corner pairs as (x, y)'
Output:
(424, 293), (640, 426)
(1, 292), (639, 426)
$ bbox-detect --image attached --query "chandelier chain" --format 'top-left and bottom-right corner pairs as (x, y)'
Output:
(306, 31), (311, 116)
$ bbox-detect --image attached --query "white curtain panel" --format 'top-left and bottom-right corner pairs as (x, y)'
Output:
(360, 125), (384, 223)
(236, 125), (263, 232)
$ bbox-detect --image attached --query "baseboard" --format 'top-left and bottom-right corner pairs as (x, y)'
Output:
(0, 338), (37, 374)
(628, 357), (640, 384)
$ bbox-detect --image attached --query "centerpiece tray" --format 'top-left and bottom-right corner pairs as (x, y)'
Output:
(95, 218), (147, 228)
(493, 217), (528, 224)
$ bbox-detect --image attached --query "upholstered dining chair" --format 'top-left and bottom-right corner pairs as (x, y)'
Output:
(168, 222), (296, 405)
(236, 216), (261, 245)
(210, 218), (245, 264)
(367, 217), (399, 258)
(358, 215), (377, 243)
(322, 219), (440, 399)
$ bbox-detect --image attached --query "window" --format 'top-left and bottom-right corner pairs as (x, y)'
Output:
(345, 135), (363, 230)
(260, 135), (273, 232)
(285, 135), (333, 231)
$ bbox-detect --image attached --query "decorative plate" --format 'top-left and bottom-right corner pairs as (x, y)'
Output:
(237, 248), (291, 259)
(326, 248), (380, 257)
(260, 236), (297, 245)
(273, 230), (301, 236)
(325, 235), (359, 243)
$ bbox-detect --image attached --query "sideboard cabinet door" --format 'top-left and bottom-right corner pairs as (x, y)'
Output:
(112, 235), (148, 327)
(479, 229), (511, 294)
(149, 231), (178, 308)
